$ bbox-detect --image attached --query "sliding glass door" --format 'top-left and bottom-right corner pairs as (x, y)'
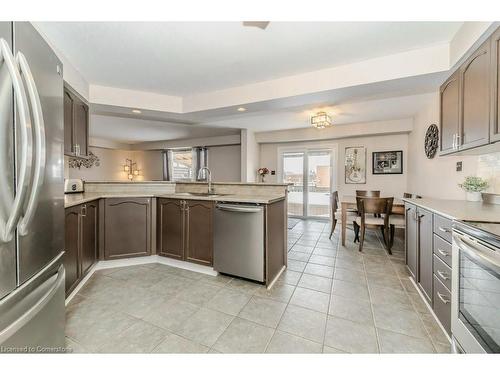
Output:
(281, 149), (333, 219)
(282, 152), (304, 216)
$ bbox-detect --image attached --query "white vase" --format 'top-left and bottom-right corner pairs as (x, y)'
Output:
(465, 191), (482, 202)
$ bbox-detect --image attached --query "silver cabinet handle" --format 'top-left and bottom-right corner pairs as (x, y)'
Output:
(81, 204), (87, 217)
(438, 226), (450, 233)
(456, 134), (461, 149)
(437, 270), (449, 280)
(16, 51), (46, 236)
(437, 292), (450, 304)
(0, 39), (33, 243)
(437, 248), (449, 257)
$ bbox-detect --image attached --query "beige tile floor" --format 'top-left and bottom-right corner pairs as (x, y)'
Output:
(65, 220), (452, 353)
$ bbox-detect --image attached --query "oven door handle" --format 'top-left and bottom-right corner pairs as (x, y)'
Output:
(454, 234), (500, 274)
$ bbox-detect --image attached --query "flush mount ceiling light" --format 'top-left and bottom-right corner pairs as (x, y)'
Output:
(237, 107), (247, 112)
(132, 109), (142, 114)
(311, 111), (332, 129)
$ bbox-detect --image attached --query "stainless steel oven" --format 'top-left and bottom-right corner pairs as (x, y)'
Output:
(452, 222), (500, 353)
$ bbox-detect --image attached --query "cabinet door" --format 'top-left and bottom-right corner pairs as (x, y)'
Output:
(63, 89), (74, 155)
(104, 198), (151, 259)
(417, 208), (433, 302)
(64, 206), (80, 295)
(460, 40), (490, 150)
(73, 97), (89, 157)
(157, 199), (184, 260)
(440, 70), (460, 154)
(405, 204), (417, 279)
(81, 201), (98, 276)
(491, 27), (500, 143)
(185, 200), (213, 266)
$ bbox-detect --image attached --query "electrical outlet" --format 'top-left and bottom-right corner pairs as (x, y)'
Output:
(271, 170), (276, 175)
(456, 161), (463, 172)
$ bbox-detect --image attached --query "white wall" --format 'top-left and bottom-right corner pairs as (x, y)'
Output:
(407, 92), (500, 199)
(260, 133), (409, 198)
(66, 147), (163, 181)
(241, 129), (260, 182)
(66, 145), (241, 183)
(209, 145), (241, 182)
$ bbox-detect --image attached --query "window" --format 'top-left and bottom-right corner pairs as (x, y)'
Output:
(171, 149), (193, 181)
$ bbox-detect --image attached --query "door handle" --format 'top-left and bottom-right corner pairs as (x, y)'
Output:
(437, 292), (450, 304)
(16, 51), (46, 236)
(0, 39), (33, 243)
(437, 248), (449, 257)
(437, 270), (449, 280)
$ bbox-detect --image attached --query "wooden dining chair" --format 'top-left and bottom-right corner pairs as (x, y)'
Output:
(356, 190), (381, 197)
(353, 197), (393, 252)
(329, 191), (357, 239)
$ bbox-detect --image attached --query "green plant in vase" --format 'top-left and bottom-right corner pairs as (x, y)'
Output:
(458, 176), (488, 202)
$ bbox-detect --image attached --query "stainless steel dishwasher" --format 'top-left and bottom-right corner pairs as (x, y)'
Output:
(214, 203), (265, 282)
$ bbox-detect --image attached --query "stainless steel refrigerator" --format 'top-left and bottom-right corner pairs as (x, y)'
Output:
(0, 22), (65, 351)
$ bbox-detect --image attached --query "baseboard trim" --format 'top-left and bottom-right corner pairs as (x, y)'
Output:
(65, 255), (217, 306)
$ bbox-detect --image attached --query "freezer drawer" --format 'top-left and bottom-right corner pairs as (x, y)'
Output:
(214, 203), (265, 282)
(0, 258), (65, 352)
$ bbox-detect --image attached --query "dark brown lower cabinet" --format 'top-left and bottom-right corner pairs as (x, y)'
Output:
(157, 198), (214, 266)
(405, 204), (433, 302)
(185, 200), (213, 265)
(417, 208), (433, 301)
(64, 206), (80, 295)
(157, 199), (184, 259)
(104, 197), (151, 259)
(64, 201), (98, 296)
(81, 201), (98, 275)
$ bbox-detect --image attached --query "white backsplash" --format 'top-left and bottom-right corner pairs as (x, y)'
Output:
(477, 152), (500, 193)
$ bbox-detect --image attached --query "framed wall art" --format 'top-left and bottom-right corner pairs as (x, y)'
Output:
(372, 150), (403, 175)
(345, 146), (366, 184)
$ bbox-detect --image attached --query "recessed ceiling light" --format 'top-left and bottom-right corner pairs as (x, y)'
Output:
(237, 107), (246, 112)
(132, 109), (142, 114)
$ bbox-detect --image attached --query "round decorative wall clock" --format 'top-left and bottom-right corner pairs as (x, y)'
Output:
(424, 124), (439, 159)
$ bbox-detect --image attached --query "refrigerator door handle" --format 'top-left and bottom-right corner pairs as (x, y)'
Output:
(0, 38), (33, 243)
(16, 51), (46, 236)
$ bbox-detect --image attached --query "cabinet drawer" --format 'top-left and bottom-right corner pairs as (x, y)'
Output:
(433, 214), (453, 242)
(433, 234), (452, 267)
(433, 255), (452, 291)
(433, 275), (452, 335)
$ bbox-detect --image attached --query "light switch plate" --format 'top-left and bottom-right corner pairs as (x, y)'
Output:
(456, 161), (463, 172)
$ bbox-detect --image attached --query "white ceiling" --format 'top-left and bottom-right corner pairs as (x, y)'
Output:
(36, 22), (462, 96)
(205, 92), (436, 132)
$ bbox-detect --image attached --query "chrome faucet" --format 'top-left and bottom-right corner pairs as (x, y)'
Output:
(197, 167), (214, 194)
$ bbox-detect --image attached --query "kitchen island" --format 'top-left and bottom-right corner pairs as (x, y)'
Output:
(63, 181), (288, 297)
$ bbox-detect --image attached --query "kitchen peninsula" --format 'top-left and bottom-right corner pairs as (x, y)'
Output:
(63, 181), (288, 297)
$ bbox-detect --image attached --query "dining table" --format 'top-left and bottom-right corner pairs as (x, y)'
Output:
(340, 195), (405, 246)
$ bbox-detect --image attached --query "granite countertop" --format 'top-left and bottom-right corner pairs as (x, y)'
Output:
(65, 192), (285, 208)
(403, 197), (500, 223)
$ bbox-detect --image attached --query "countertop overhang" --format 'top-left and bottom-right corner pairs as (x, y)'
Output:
(65, 192), (286, 208)
(403, 197), (500, 222)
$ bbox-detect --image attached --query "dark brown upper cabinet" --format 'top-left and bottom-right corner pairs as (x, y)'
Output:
(440, 27), (500, 154)
(459, 40), (491, 150)
(104, 197), (151, 260)
(491, 27), (500, 143)
(440, 70), (460, 154)
(157, 198), (214, 266)
(64, 83), (89, 158)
